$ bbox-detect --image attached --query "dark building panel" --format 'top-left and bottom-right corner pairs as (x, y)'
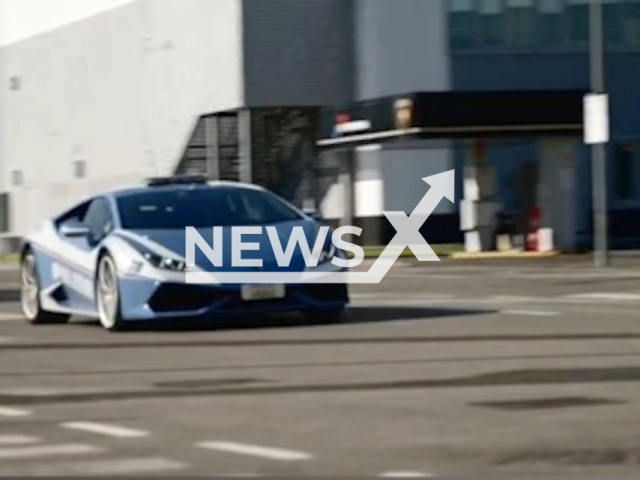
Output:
(451, 52), (640, 139)
(320, 90), (585, 146)
(243, 0), (354, 108)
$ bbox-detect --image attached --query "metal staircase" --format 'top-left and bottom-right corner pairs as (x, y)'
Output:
(174, 108), (325, 210)
(175, 113), (240, 181)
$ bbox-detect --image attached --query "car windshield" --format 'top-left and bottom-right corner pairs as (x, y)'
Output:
(117, 187), (303, 229)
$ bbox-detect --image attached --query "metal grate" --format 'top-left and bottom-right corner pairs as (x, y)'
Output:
(218, 114), (240, 181)
(251, 108), (321, 207)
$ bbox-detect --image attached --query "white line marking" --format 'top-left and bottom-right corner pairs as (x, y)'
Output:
(2, 388), (67, 396)
(380, 472), (434, 477)
(0, 406), (31, 417)
(61, 422), (149, 438)
(564, 292), (640, 301)
(0, 444), (102, 459)
(0, 435), (40, 445)
(196, 441), (312, 461)
(502, 310), (560, 317)
(0, 336), (16, 343)
(489, 295), (538, 304)
(71, 457), (186, 475)
(351, 293), (455, 301)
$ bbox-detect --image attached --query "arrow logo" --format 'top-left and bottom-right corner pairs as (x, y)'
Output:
(357, 169), (455, 282)
(384, 170), (455, 263)
(186, 170), (455, 285)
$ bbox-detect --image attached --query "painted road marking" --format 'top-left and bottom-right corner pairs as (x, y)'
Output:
(351, 292), (640, 309)
(61, 422), (149, 439)
(0, 435), (40, 445)
(2, 388), (67, 396)
(564, 292), (640, 301)
(488, 295), (539, 304)
(69, 457), (186, 475)
(502, 310), (560, 317)
(196, 441), (312, 461)
(0, 313), (21, 322)
(351, 293), (455, 301)
(0, 406), (31, 417)
(380, 472), (433, 477)
(0, 444), (102, 460)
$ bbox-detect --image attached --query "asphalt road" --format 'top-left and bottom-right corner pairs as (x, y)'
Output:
(1, 259), (640, 478)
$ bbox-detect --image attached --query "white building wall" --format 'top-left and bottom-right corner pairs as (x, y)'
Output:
(2, 0), (243, 235)
(0, 49), (6, 194)
(353, 0), (454, 220)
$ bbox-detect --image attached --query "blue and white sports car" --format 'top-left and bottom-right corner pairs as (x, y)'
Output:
(20, 177), (349, 331)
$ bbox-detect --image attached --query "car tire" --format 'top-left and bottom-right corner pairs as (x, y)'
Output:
(20, 251), (70, 325)
(96, 253), (126, 332)
(302, 306), (348, 324)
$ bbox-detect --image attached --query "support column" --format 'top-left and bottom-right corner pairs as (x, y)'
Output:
(204, 116), (220, 181)
(238, 110), (253, 184)
(340, 149), (356, 230)
(301, 139), (318, 211)
(538, 137), (578, 252)
(460, 140), (500, 253)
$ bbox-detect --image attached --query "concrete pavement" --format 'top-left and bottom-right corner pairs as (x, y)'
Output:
(0, 261), (640, 478)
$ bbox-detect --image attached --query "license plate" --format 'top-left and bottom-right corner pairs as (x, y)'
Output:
(241, 284), (286, 302)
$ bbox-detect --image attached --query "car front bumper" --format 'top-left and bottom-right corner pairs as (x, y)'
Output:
(118, 276), (349, 321)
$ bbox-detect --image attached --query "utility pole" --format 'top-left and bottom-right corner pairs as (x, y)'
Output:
(589, 0), (609, 267)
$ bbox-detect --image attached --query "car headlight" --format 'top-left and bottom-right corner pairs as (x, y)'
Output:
(319, 241), (337, 264)
(142, 251), (186, 272)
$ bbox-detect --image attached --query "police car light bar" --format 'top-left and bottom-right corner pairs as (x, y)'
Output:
(147, 175), (209, 187)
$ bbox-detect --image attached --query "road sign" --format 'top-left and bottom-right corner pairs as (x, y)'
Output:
(584, 93), (609, 145)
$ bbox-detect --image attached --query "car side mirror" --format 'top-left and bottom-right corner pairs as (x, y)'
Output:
(303, 208), (324, 222)
(60, 221), (90, 238)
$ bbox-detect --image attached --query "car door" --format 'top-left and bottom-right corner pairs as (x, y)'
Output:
(56, 197), (115, 308)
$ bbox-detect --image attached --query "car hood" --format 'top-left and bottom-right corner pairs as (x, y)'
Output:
(127, 219), (327, 272)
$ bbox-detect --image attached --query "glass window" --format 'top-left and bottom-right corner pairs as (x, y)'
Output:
(538, 0), (565, 45)
(73, 160), (87, 179)
(450, 0), (477, 49)
(117, 187), (303, 230)
(0, 193), (10, 234)
(506, 0), (537, 47)
(614, 145), (637, 201)
(623, 0), (640, 44)
(83, 197), (114, 246)
(567, 0), (590, 43)
(478, 0), (506, 46)
(603, 0), (623, 43)
(11, 170), (23, 187)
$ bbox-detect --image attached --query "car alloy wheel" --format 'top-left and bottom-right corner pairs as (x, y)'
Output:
(96, 254), (123, 331)
(20, 253), (40, 321)
(20, 251), (69, 325)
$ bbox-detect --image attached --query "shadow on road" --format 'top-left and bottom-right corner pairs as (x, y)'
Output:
(2, 366), (640, 406)
(2, 351), (640, 379)
(90, 305), (495, 333)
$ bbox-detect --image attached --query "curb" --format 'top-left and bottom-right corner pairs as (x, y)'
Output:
(450, 250), (562, 260)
